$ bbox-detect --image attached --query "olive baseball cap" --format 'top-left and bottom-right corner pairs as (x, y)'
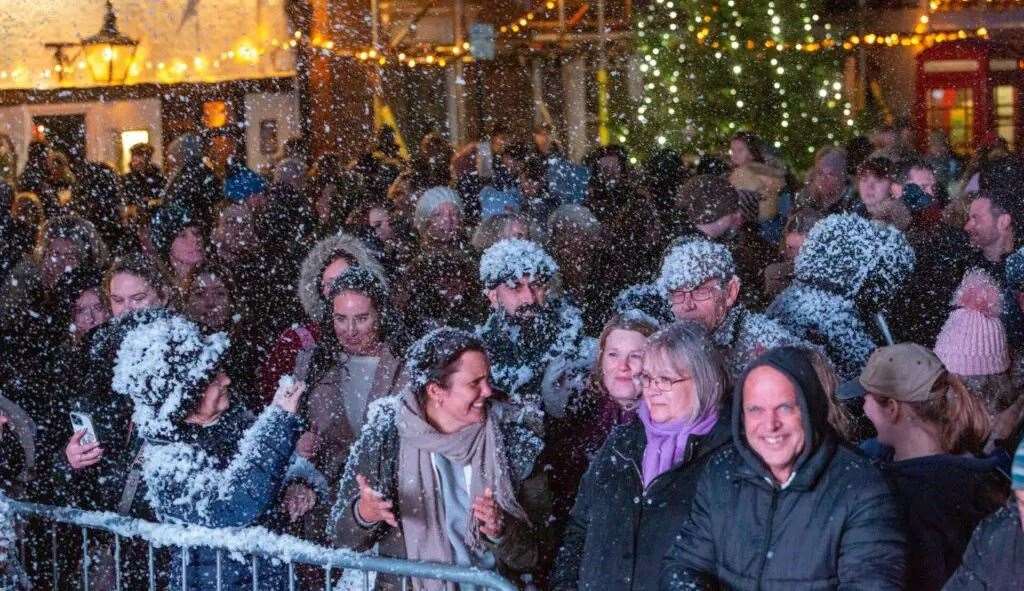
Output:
(838, 343), (945, 402)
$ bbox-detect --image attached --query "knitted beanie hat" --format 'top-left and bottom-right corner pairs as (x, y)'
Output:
(149, 204), (200, 261)
(414, 186), (464, 233)
(111, 309), (229, 440)
(934, 269), (1009, 376)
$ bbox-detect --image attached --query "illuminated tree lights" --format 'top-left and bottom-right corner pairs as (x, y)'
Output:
(620, 0), (852, 168)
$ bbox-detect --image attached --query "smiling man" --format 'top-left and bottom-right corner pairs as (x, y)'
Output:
(660, 347), (906, 591)
(657, 238), (804, 381)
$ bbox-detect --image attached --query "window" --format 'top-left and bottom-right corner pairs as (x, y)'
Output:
(927, 87), (973, 154)
(994, 85), (1015, 150)
(120, 129), (149, 173)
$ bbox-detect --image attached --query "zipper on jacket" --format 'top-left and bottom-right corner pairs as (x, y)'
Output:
(754, 488), (779, 591)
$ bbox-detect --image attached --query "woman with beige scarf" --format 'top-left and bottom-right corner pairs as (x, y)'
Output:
(330, 328), (538, 590)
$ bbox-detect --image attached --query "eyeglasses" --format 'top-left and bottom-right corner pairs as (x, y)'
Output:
(669, 283), (720, 304)
(638, 373), (692, 391)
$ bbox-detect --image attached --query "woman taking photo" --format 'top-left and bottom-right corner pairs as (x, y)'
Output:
(840, 343), (1008, 591)
(112, 309), (307, 590)
(331, 328), (537, 589)
(551, 321), (731, 591)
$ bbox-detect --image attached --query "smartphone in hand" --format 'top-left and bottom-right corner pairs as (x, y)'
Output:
(69, 411), (99, 446)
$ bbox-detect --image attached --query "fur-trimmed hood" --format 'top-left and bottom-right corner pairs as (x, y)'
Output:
(296, 232), (387, 322)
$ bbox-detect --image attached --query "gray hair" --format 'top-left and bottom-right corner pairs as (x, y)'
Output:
(644, 321), (726, 421)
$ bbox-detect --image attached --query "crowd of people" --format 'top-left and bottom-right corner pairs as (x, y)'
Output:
(0, 120), (1023, 590)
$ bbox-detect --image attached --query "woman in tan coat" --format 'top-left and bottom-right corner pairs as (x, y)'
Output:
(287, 265), (406, 542)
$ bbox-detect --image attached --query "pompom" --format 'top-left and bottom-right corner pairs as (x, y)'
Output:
(952, 269), (1003, 319)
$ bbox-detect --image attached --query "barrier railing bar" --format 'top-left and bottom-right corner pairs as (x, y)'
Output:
(4, 497), (517, 591)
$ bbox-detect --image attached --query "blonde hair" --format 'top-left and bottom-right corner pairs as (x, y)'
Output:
(589, 313), (659, 399)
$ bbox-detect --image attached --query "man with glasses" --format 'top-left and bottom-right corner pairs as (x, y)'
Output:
(658, 238), (804, 381)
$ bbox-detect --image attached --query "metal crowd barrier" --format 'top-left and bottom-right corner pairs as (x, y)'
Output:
(3, 496), (518, 591)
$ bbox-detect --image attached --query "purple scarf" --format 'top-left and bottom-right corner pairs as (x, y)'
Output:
(637, 403), (718, 488)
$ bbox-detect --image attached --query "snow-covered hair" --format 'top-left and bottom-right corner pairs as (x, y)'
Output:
(657, 238), (736, 294)
(112, 309), (229, 440)
(400, 327), (487, 404)
(479, 238), (559, 289)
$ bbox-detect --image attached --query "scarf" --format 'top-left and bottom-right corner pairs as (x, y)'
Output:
(396, 391), (528, 591)
(637, 402), (718, 489)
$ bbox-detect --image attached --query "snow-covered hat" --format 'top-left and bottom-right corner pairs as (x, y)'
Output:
(657, 238), (736, 294)
(612, 283), (675, 326)
(112, 309), (229, 439)
(479, 238), (559, 289)
(794, 213), (915, 304)
(414, 186), (464, 232)
(934, 269), (1010, 376)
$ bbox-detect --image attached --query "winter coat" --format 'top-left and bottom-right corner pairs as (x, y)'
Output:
(542, 388), (636, 525)
(551, 417), (731, 591)
(259, 323), (322, 405)
(711, 305), (809, 383)
(0, 394), (35, 498)
(329, 397), (539, 590)
(162, 159), (222, 227)
(296, 346), (402, 543)
(144, 405), (303, 591)
(660, 348), (906, 590)
(476, 298), (591, 413)
(720, 226), (776, 310)
(766, 214), (915, 381)
(870, 449), (1008, 591)
(122, 165), (165, 209)
(943, 502), (1024, 591)
(887, 224), (973, 346)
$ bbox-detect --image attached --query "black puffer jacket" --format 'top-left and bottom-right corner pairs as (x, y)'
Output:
(943, 501), (1024, 591)
(878, 452), (1008, 591)
(551, 416), (731, 591)
(660, 347), (906, 590)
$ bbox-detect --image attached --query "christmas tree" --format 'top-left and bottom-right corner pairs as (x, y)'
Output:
(621, 0), (854, 168)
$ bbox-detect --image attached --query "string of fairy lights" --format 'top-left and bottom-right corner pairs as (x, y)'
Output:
(0, 0), (1003, 89)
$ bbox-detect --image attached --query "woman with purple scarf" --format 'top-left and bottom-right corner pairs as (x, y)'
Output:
(550, 322), (732, 591)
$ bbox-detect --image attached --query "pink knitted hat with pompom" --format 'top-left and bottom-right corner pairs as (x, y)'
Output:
(934, 269), (1010, 376)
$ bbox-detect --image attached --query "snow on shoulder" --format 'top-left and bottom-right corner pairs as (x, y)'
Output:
(479, 238), (558, 289)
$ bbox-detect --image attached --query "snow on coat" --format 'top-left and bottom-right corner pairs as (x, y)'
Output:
(712, 305), (809, 381)
(767, 214), (915, 381)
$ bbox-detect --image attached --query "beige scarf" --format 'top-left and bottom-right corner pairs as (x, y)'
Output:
(396, 390), (528, 590)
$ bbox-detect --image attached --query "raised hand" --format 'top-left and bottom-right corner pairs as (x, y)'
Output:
(355, 473), (397, 527)
(65, 429), (104, 470)
(471, 487), (505, 540)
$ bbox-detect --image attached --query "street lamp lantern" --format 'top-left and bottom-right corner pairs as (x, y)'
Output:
(80, 0), (139, 84)
(46, 0), (139, 85)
